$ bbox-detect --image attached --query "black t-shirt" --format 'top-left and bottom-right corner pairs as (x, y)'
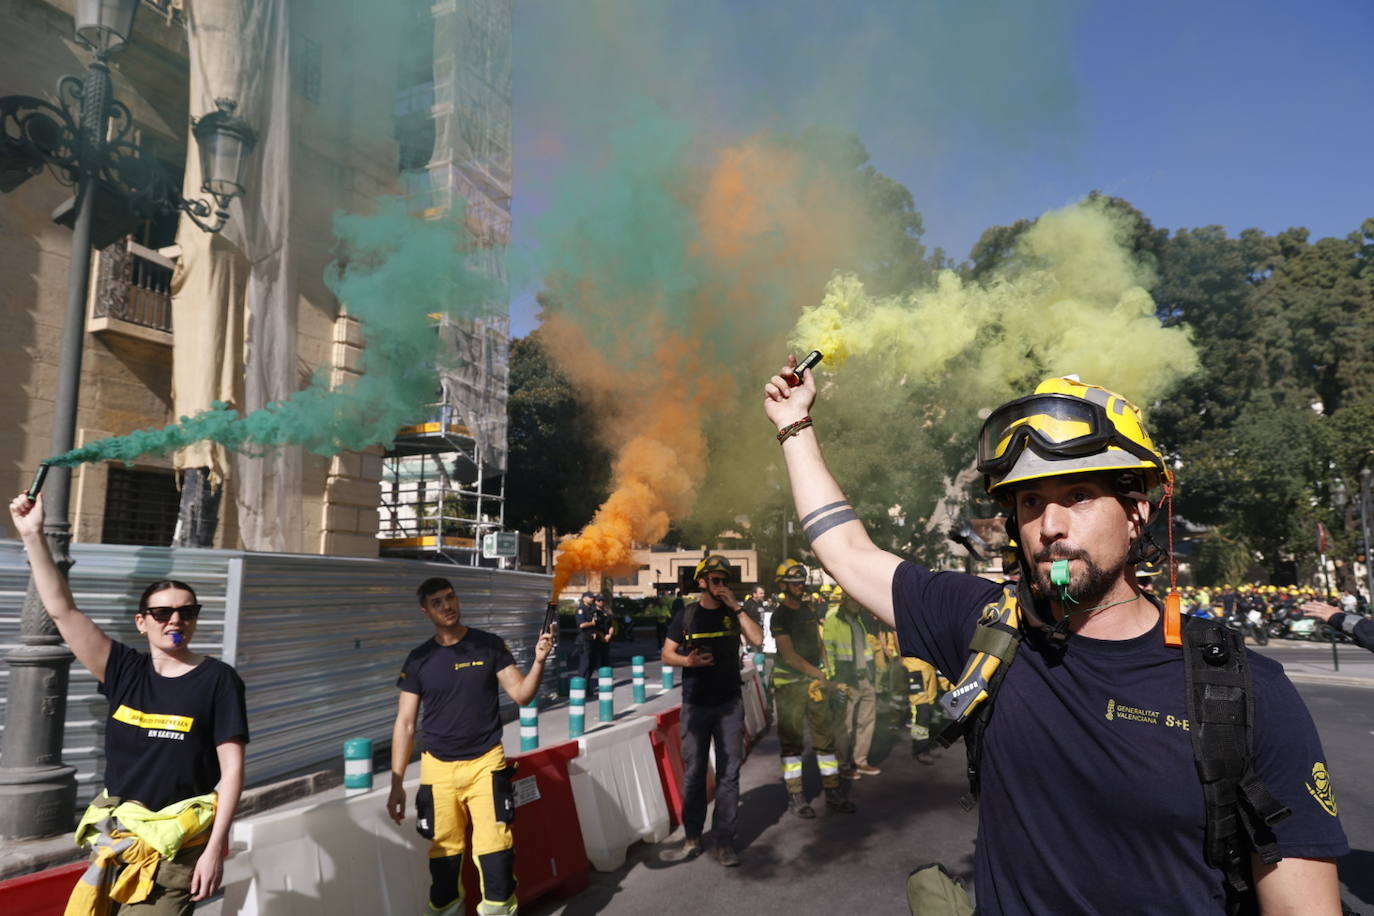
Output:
(99, 640), (249, 811)
(666, 601), (742, 706)
(770, 601), (824, 676)
(892, 561), (1349, 915)
(397, 628), (516, 761)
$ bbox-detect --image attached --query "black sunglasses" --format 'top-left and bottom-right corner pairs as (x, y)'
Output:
(140, 604), (202, 623)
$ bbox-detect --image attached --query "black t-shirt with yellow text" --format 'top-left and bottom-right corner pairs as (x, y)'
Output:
(397, 628), (516, 761)
(99, 640), (249, 811)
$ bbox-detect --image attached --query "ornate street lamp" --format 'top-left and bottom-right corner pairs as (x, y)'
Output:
(0, 4), (256, 839)
(74, 0), (140, 55)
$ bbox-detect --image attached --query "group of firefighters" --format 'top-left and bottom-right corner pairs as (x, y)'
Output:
(1168, 582), (1368, 619)
(724, 559), (948, 815)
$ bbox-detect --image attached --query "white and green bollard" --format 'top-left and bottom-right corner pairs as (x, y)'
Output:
(519, 700), (539, 751)
(569, 676), (587, 739)
(661, 664), (674, 692)
(632, 655), (646, 704)
(343, 738), (373, 796)
(598, 666), (615, 722)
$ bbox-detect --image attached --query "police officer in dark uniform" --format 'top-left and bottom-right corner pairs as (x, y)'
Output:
(575, 592), (615, 687)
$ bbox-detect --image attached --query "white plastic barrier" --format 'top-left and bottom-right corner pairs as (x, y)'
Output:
(220, 778), (429, 915)
(570, 716), (671, 871)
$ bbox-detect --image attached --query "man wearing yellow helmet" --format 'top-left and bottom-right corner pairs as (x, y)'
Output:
(764, 361), (1346, 914)
(661, 555), (762, 866)
(770, 558), (856, 817)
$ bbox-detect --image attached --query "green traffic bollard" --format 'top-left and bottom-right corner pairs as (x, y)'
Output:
(569, 676), (587, 739)
(520, 700), (539, 751)
(343, 737), (373, 795)
(662, 664), (674, 692)
(632, 655), (646, 704)
(599, 666), (614, 722)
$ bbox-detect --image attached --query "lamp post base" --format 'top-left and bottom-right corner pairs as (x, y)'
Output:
(0, 764), (78, 841)
(0, 642), (78, 839)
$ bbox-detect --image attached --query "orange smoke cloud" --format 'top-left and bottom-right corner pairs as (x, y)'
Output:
(548, 322), (726, 597)
(543, 132), (879, 599)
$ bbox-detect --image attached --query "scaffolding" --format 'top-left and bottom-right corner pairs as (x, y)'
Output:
(377, 403), (505, 563)
(379, 0), (513, 565)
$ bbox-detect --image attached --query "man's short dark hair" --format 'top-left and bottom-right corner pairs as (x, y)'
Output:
(417, 577), (455, 602)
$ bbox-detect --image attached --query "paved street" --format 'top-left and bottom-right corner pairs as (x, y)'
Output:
(523, 634), (1374, 915)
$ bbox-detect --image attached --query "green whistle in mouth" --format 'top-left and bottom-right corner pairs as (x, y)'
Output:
(1050, 559), (1071, 588)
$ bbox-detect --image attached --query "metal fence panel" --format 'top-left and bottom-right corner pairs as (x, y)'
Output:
(0, 540), (552, 807)
(232, 553), (553, 785)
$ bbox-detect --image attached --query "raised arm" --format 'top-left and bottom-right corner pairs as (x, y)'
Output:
(496, 627), (555, 706)
(9, 494), (113, 680)
(763, 358), (901, 625)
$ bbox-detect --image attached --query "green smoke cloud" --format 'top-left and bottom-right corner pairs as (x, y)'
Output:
(49, 198), (497, 468)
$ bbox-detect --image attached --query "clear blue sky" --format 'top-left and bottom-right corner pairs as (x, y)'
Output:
(508, 0), (1373, 336)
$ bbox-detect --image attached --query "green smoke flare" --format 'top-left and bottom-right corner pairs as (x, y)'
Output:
(49, 197), (499, 468)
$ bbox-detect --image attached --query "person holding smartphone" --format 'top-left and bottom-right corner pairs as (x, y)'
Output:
(660, 555), (762, 866)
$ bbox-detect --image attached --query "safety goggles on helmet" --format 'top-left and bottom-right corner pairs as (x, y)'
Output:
(775, 559), (807, 584)
(694, 555), (732, 581)
(977, 388), (1167, 494)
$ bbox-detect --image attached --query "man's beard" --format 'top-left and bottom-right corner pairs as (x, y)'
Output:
(1032, 546), (1125, 614)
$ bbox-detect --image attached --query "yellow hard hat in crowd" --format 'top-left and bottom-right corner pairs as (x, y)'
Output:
(978, 377), (1170, 496)
(693, 555), (732, 581)
(775, 559), (808, 584)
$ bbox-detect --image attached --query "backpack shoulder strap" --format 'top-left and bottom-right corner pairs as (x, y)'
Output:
(1181, 615), (1292, 907)
(937, 582), (1024, 808)
(680, 601), (700, 649)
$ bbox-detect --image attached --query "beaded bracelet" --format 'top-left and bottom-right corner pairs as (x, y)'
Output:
(776, 416), (813, 443)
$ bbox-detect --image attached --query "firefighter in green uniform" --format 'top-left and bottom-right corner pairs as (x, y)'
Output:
(769, 559), (856, 817)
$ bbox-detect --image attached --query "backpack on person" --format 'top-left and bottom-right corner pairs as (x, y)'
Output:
(935, 581), (1291, 915)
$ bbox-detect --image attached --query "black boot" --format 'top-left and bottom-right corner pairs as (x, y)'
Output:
(825, 787), (856, 813)
(787, 791), (816, 819)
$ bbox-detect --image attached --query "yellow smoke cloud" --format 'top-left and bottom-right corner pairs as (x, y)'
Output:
(792, 198), (1197, 405)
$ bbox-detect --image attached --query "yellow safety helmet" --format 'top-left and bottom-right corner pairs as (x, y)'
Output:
(775, 559), (808, 584)
(693, 555), (733, 581)
(978, 377), (1170, 496)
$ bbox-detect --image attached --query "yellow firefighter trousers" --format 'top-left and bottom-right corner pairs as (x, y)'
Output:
(418, 744), (518, 915)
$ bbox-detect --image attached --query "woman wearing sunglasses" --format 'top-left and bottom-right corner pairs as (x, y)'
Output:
(9, 492), (247, 914)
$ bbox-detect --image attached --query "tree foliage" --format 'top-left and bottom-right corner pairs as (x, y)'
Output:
(504, 330), (610, 538)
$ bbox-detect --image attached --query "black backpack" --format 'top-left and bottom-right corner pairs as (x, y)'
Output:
(936, 584), (1291, 914)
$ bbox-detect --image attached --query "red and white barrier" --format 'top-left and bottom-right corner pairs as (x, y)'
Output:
(570, 716), (671, 871)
